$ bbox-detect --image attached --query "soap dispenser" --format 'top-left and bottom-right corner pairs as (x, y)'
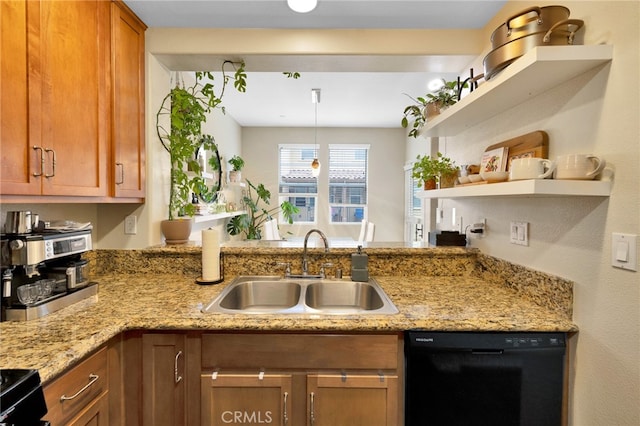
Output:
(351, 245), (369, 282)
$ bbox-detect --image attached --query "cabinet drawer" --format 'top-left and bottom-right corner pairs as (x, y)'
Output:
(44, 347), (108, 426)
(202, 333), (399, 370)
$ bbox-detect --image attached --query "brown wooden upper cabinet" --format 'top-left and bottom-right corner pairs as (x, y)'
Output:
(111, 1), (146, 199)
(0, 0), (146, 201)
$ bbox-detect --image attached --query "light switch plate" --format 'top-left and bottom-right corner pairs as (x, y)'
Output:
(510, 221), (529, 246)
(612, 233), (637, 271)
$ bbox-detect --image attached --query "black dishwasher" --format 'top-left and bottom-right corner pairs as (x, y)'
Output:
(405, 331), (566, 426)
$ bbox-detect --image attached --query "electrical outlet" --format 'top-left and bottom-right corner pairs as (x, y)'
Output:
(124, 215), (137, 235)
(510, 221), (528, 246)
(469, 218), (486, 237)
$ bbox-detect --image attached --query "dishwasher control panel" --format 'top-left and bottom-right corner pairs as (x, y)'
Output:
(408, 331), (566, 350)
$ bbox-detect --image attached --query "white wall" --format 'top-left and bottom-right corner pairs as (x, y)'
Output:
(415, 1), (638, 424)
(242, 127), (406, 241)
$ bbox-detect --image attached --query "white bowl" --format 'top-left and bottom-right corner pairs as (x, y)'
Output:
(480, 171), (509, 182)
(468, 174), (483, 183)
(458, 176), (470, 184)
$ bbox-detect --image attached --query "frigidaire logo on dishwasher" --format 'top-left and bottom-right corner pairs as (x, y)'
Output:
(415, 337), (434, 343)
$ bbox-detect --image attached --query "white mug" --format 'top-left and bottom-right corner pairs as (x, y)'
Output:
(555, 154), (606, 180)
(509, 157), (555, 181)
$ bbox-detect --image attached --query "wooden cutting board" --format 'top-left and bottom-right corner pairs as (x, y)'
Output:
(484, 131), (549, 171)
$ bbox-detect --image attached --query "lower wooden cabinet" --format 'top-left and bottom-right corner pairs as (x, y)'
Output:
(43, 347), (109, 426)
(141, 333), (187, 426)
(120, 331), (403, 425)
(307, 373), (398, 426)
(64, 392), (110, 426)
(200, 333), (403, 425)
(201, 373), (293, 425)
(200, 371), (398, 426)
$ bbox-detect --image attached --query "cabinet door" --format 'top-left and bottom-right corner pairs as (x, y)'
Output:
(111, 2), (146, 198)
(307, 373), (398, 426)
(36, 0), (109, 196)
(0, 0), (40, 195)
(201, 373), (293, 426)
(142, 334), (187, 426)
(65, 391), (109, 426)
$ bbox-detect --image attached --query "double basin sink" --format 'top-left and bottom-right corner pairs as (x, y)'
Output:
(202, 276), (399, 315)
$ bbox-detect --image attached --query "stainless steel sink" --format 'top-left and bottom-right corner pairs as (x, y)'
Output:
(218, 280), (301, 312)
(202, 276), (398, 315)
(305, 281), (384, 312)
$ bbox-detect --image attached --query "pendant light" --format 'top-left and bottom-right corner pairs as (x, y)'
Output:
(287, 0), (317, 13)
(311, 88), (321, 177)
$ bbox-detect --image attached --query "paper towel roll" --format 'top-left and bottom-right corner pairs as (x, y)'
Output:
(202, 228), (221, 281)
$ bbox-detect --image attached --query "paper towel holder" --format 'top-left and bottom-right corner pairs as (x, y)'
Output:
(196, 255), (224, 285)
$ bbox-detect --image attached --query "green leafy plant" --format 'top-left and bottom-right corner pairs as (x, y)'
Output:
(412, 152), (458, 187)
(401, 79), (467, 138)
(282, 71), (301, 79)
(156, 61), (247, 219)
(226, 179), (299, 240)
(228, 155), (245, 171)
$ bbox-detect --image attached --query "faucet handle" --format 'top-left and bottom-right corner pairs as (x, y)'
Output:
(319, 262), (334, 279)
(276, 262), (291, 277)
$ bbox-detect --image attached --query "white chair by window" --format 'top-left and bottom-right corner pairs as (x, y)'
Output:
(357, 219), (367, 244)
(269, 218), (281, 240)
(262, 218), (281, 240)
(365, 222), (375, 242)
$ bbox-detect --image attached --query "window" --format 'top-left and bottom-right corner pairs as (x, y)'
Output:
(278, 144), (317, 223)
(404, 165), (423, 242)
(328, 144), (369, 223)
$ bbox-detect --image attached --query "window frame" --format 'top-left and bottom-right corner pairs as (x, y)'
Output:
(277, 143), (319, 224)
(327, 144), (370, 225)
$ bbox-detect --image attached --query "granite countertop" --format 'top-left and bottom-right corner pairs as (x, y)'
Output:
(0, 272), (576, 384)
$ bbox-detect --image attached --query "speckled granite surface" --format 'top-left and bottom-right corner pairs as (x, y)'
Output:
(0, 244), (576, 385)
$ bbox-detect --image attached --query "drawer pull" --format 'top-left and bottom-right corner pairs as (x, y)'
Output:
(60, 373), (99, 401)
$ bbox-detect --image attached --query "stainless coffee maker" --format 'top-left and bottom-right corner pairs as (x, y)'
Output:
(1, 226), (94, 321)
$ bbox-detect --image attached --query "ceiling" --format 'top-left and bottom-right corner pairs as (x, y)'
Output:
(124, 0), (507, 127)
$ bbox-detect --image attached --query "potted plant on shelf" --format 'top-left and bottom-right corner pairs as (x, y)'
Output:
(226, 179), (299, 240)
(412, 152), (459, 190)
(227, 155), (245, 183)
(401, 79), (467, 138)
(155, 62), (247, 243)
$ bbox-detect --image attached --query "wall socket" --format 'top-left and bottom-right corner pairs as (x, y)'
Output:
(124, 215), (137, 235)
(510, 221), (528, 246)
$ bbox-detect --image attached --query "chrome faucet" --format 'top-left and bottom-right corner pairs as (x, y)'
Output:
(302, 229), (329, 275)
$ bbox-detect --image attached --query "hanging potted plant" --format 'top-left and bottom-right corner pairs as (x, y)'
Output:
(226, 179), (299, 240)
(227, 155), (245, 183)
(401, 79), (467, 138)
(155, 61), (247, 243)
(412, 152), (459, 190)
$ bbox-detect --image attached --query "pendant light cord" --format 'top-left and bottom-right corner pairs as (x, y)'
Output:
(314, 100), (318, 157)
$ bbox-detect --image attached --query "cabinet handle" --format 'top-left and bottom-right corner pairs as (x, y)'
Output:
(115, 162), (124, 185)
(283, 391), (289, 424)
(309, 392), (315, 425)
(60, 373), (99, 401)
(44, 148), (56, 178)
(32, 146), (44, 177)
(174, 350), (183, 384)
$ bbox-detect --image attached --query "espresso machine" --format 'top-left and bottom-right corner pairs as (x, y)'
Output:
(1, 212), (96, 321)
